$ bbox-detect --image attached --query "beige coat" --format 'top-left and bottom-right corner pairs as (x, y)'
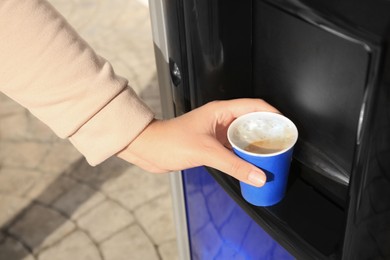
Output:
(0, 0), (155, 165)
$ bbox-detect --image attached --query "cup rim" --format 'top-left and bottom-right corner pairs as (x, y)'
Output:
(227, 111), (298, 157)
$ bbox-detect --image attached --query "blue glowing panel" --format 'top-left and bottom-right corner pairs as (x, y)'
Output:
(183, 167), (293, 259)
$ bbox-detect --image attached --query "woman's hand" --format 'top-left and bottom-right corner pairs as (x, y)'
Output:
(117, 98), (279, 187)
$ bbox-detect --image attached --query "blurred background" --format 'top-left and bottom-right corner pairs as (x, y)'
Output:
(0, 0), (178, 259)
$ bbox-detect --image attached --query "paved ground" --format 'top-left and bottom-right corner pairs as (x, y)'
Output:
(0, 0), (178, 259)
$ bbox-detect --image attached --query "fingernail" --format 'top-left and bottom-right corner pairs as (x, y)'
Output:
(248, 170), (266, 187)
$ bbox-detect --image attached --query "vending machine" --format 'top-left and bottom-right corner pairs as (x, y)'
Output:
(149, 0), (390, 259)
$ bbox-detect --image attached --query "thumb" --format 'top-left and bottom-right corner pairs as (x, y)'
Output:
(202, 142), (266, 187)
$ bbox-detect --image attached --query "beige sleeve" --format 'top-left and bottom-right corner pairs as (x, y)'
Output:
(0, 0), (155, 165)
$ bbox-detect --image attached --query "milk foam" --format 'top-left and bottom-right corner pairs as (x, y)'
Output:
(229, 114), (297, 154)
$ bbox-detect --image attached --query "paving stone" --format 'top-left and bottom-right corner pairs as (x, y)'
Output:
(24, 114), (57, 142)
(9, 204), (75, 253)
(134, 194), (176, 245)
(23, 175), (78, 205)
(66, 157), (129, 190)
(0, 112), (29, 141)
(77, 200), (134, 243)
(0, 237), (35, 260)
(0, 195), (30, 228)
(52, 182), (105, 220)
(38, 141), (81, 174)
(51, 0), (102, 35)
(0, 232), (4, 243)
(159, 240), (179, 260)
(0, 141), (49, 169)
(38, 231), (100, 260)
(0, 169), (42, 197)
(103, 167), (170, 211)
(101, 224), (159, 260)
(0, 93), (25, 116)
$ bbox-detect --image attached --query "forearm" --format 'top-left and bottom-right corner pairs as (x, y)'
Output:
(0, 0), (154, 165)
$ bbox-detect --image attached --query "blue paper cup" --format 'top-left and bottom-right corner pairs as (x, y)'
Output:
(228, 112), (298, 206)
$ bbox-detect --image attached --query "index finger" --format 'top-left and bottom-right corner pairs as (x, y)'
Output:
(219, 98), (280, 118)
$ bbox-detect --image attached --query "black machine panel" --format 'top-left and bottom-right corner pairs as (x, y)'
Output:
(253, 1), (369, 187)
(165, 0), (390, 258)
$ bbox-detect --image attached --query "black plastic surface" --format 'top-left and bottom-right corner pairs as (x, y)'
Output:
(164, 0), (191, 115)
(181, 0), (253, 106)
(253, 1), (368, 185)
